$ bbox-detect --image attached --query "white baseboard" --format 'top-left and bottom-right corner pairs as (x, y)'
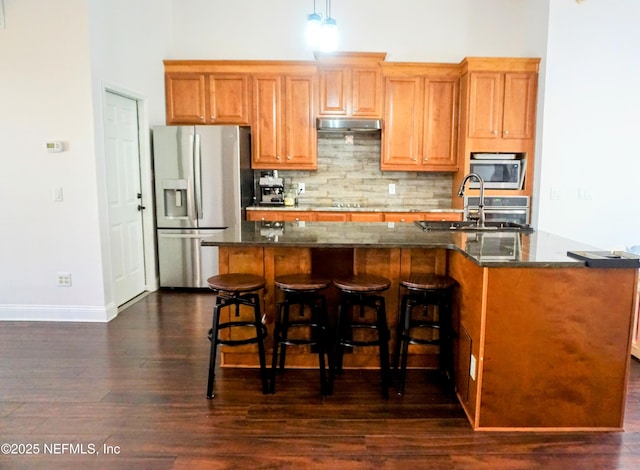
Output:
(0, 303), (118, 322)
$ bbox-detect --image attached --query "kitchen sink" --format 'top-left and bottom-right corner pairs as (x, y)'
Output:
(414, 220), (534, 232)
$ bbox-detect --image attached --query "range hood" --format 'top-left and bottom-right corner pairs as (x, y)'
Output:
(316, 117), (382, 132)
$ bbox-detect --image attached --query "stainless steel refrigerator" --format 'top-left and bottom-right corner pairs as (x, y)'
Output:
(152, 125), (253, 288)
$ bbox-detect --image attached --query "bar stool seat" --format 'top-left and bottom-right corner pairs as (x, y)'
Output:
(271, 274), (331, 395)
(393, 273), (456, 395)
(206, 273), (268, 399)
(331, 274), (392, 398)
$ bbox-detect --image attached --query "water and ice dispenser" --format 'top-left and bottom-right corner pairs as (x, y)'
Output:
(162, 179), (188, 218)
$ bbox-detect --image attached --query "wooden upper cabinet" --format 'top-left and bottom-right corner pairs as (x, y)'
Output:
(318, 67), (348, 116)
(382, 74), (459, 171)
(468, 71), (537, 140)
(165, 71), (250, 125)
(252, 71), (317, 170)
(316, 52), (385, 118)
(318, 66), (383, 117)
(207, 74), (251, 124)
(165, 73), (207, 124)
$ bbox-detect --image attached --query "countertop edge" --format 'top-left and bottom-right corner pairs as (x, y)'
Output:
(246, 206), (463, 213)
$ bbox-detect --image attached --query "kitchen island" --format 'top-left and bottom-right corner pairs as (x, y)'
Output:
(202, 221), (639, 431)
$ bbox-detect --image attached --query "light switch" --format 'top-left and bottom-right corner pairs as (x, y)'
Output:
(389, 183), (396, 195)
(53, 187), (63, 202)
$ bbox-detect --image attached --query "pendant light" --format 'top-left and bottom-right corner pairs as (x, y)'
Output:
(305, 0), (338, 52)
(305, 0), (323, 49)
(320, 0), (338, 52)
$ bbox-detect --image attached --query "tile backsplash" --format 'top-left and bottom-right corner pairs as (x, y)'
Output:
(260, 131), (454, 209)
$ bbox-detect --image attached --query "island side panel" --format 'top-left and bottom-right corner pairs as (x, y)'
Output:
(479, 267), (637, 430)
(448, 250), (487, 429)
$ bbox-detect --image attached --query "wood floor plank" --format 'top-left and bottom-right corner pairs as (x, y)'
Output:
(0, 290), (639, 469)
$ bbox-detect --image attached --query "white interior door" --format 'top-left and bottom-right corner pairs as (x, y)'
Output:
(104, 91), (146, 306)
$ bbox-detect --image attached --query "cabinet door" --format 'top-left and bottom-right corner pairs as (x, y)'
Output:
(422, 78), (459, 170)
(352, 67), (382, 117)
(165, 73), (206, 124)
(283, 75), (316, 168)
(252, 75), (283, 167)
(384, 213), (424, 223)
(318, 67), (348, 116)
(315, 212), (349, 222)
(350, 212), (383, 222)
(467, 72), (503, 139)
(281, 211), (314, 222)
(246, 210), (283, 221)
(502, 72), (537, 140)
(382, 77), (423, 169)
(208, 74), (250, 124)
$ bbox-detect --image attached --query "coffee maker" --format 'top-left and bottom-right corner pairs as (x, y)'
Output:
(258, 171), (284, 206)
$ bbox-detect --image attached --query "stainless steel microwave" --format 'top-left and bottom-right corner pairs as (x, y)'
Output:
(468, 159), (525, 190)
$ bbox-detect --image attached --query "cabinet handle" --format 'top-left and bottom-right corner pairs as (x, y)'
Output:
(276, 156), (281, 160)
(493, 130), (498, 135)
(287, 156), (291, 160)
(200, 116), (204, 121)
(504, 130), (510, 135)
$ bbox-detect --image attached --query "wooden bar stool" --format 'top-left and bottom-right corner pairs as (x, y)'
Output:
(393, 273), (456, 395)
(206, 273), (269, 399)
(331, 274), (392, 398)
(271, 274), (332, 395)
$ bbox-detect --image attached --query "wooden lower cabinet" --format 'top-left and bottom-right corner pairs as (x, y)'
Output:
(350, 212), (384, 222)
(448, 249), (636, 430)
(315, 212), (350, 222)
(384, 212), (462, 223)
(246, 210), (461, 222)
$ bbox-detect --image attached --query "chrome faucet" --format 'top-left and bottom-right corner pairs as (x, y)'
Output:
(458, 173), (486, 228)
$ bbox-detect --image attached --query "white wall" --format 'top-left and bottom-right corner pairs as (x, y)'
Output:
(536, 0), (640, 249)
(0, 0), (171, 321)
(169, 0), (545, 61)
(0, 0), (102, 317)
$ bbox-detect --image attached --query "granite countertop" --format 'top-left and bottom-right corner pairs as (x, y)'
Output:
(246, 205), (463, 213)
(202, 221), (599, 268)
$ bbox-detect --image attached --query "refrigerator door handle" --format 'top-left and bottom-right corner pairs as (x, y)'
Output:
(186, 133), (197, 222)
(194, 133), (203, 220)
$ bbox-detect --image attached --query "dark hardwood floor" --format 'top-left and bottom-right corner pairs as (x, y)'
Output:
(1, 290), (639, 469)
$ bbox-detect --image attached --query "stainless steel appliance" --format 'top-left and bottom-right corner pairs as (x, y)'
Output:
(316, 117), (382, 132)
(152, 125), (252, 288)
(464, 196), (530, 225)
(258, 171), (284, 206)
(468, 154), (525, 190)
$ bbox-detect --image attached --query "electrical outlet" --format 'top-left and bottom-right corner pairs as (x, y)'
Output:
(470, 354), (477, 380)
(297, 182), (305, 194)
(57, 272), (72, 287)
(344, 135), (354, 145)
(389, 183), (396, 195)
